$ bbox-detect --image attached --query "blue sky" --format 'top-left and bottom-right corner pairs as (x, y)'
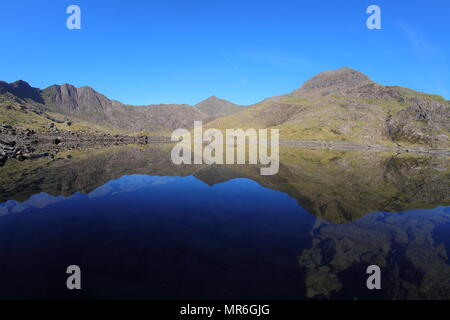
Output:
(0, 0), (449, 105)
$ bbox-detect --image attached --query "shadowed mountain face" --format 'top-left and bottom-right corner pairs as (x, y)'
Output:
(195, 96), (244, 118)
(1, 145), (448, 223)
(41, 84), (209, 132)
(0, 80), (44, 104)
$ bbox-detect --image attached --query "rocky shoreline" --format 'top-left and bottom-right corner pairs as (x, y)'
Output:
(2, 122), (449, 167)
(281, 139), (450, 156)
(0, 123), (171, 166)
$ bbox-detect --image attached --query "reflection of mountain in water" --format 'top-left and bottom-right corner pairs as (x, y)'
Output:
(299, 207), (450, 299)
(0, 144), (449, 299)
(0, 145), (448, 223)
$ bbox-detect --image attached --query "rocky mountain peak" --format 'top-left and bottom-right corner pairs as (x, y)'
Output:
(41, 83), (114, 114)
(9, 80), (32, 89)
(294, 67), (374, 96)
(2, 80), (43, 103)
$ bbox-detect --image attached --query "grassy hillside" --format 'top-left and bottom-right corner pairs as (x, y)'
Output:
(205, 71), (450, 149)
(0, 100), (126, 134)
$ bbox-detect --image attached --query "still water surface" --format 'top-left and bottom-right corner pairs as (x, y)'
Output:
(0, 145), (449, 299)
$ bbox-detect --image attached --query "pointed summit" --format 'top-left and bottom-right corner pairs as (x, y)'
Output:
(294, 67), (374, 96)
(195, 96), (244, 118)
(199, 95), (222, 104)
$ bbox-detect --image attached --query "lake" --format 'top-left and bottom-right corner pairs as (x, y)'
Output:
(0, 145), (449, 299)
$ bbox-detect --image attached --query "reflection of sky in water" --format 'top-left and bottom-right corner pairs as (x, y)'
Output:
(0, 175), (315, 299)
(0, 176), (183, 216)
(0, 174), (449, 299)
(1, 193), (67, 215)
(0, 174), (317, 220)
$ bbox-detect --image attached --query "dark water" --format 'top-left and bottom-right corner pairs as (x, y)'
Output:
(0, 145), (449, 299)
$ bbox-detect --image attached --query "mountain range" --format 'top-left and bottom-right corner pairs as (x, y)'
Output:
(1, 67), (449, 148)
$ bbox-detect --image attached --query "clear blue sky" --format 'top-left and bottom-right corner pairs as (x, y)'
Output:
(1, 0), (449, 105)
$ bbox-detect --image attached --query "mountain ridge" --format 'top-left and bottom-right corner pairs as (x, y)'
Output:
(1, 67), (449, 148)
(1, 80), (210, 133)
